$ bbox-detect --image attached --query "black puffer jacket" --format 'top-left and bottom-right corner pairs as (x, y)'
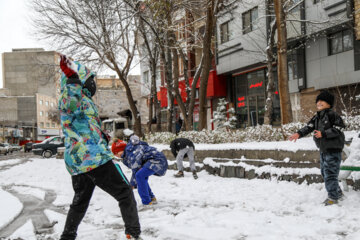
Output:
(170, 138), (195, 157)
(297, 109), (345, 153)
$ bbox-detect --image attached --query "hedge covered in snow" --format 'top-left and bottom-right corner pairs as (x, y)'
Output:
(145, 123), (305, 144)
(145, 116), (360, 144)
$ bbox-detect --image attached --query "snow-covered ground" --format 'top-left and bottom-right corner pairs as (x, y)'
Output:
(1, 157), (360, 240)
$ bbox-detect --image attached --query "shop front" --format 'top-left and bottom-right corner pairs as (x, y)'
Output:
(232, 67), (280, 128)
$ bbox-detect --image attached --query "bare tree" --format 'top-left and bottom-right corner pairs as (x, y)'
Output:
(198, 0), (221, 130)
(138, 16), (161, 133)
(274, 0), (293, 124)
(32, 0), (143, 136)
(264, 19), (277, 125)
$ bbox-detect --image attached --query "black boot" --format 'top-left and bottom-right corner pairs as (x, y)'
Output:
(192, 171), (198, 179)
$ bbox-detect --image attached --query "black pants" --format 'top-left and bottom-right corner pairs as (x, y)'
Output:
(60, 161), (141, 240)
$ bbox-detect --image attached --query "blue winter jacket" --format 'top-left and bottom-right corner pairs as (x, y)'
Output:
(122, 141), (168, 186)
(59, 61), (114, 175)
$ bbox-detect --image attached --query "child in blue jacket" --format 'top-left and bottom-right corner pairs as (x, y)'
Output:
(122, 135), (168, 205)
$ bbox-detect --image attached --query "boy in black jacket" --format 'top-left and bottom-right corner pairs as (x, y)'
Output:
(289, 90), (345, 206)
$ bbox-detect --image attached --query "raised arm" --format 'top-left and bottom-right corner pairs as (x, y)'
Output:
(58, 55), (82, 115)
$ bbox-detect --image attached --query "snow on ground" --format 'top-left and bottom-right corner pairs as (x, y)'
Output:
(0, 159), (23, 167)
(8, 220), (36, 240)
(153, 137), (318, 152)
(11, 186), (46, 200)
(153, 131), (359, 152)
(1, 157), (360, 239)
(0, 188), (23, 230)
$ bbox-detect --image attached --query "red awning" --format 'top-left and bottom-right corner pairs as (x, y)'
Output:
(157, 70), (226, 107)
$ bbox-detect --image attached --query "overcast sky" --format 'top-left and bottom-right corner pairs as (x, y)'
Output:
(0, 0), (44, 88)
(0, 0), (140, 89)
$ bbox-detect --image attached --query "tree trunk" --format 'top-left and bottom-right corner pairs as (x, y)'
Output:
(186, 56), (204, 131)
(274, 0), (293, 124)
(148, 95), (153, 133)
(198, 1), (215, 130)
(172, 48), (190, 131)
(116, 72), (142, 137)
(161, 36), (175, 133)
(147, 60), (155, 134)
(264, 21), (277, 125)
(152, 63), (162, 132)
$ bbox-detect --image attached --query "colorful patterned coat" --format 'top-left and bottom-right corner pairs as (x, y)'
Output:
(59, 61), (114, 175)
(122, 141), (168, 186)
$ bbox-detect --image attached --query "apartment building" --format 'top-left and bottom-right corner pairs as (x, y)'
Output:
(216, 0), (360, 127)
(36, 93), (60, 139)
(1, 48), (61, 142)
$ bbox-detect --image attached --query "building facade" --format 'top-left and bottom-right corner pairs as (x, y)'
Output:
(139, 9), (227, 130)
(95, 75), (148, 127)
(1, 48), (61, 142)
(216, 0), (360, 126)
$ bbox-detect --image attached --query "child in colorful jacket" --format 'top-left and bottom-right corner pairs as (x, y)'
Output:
(58, 55), (141, 240)
(122, 135), (168, 205)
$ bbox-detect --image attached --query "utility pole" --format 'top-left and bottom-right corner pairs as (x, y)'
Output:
(274, 0), (293, 124)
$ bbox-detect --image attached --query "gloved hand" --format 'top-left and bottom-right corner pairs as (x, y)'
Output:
(60, 55), (77, 78)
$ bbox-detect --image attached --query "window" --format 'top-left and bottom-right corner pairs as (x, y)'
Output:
(288, 51), (298, 81)
(220, 21), (230, 43)
(46, 112), (49, 117)
(50, 102), (54, 107)
(329, 30), (353, 55)
(46, 123), (50, 128)
(40, 122), (44, 128)
(52, 122), (55, 128)
(143, 71), (149, 84)
(39, 111), (43, 116)
(50, 137), (62, 144)
(45, 101), (49, 106)
(243, 7), (258, 34)
(39, 100), (43, 105)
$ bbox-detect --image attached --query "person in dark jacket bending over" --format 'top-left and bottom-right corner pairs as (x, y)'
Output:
(289, 90), (345, 206)
(170, 138), (198, 179)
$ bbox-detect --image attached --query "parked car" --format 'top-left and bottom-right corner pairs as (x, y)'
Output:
(3, 143), (13, 154)
(32, 136), (64, 158)
(11, 144), (22, 151)
(0, 143), (8, 155)
(24, 142), (34, 152)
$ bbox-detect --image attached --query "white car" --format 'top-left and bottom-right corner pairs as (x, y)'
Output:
(3, 143), (13, 154)
(0, 143), (8, 155)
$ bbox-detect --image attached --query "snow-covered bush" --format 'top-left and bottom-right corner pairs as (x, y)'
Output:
(145, 122), (306, 144)
(145, 115), (360, 144)
(343, 114), (360, 131)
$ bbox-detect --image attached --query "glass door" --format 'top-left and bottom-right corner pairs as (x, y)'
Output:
(248, 95), (265, 126)
(248, 96), (257, 126)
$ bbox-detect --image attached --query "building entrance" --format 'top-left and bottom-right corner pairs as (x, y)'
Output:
(248, 95), (265, 126)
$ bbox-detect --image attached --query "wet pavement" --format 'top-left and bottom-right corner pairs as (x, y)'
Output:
(0, 151), (65, 239)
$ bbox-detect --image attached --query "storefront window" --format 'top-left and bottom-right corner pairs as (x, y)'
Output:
(235, 75), (248, 128)
(234, 69), (279, 127)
